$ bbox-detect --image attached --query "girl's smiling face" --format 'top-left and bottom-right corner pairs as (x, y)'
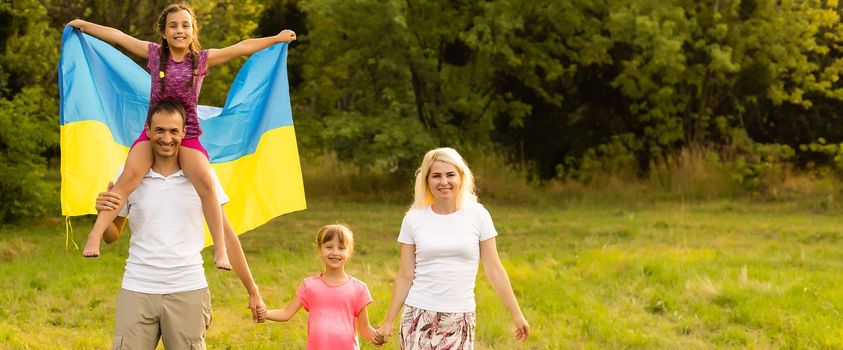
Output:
(163, 9), (194, 50)
(319, 236), (349, 271)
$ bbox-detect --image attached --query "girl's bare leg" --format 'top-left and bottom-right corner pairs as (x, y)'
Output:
(179, 147), (231, 270)
(82, 141), (152, 257)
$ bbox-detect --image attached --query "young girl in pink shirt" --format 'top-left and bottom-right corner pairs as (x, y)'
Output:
(264, 224), (379, 349)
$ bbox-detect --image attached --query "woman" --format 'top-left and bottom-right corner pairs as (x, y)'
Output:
(375, 147), (529, 349)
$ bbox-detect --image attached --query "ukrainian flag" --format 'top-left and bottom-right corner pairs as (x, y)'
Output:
(59, 26), (306, 242)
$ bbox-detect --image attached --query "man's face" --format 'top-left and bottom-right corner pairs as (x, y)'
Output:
(146, 110), (185, 159)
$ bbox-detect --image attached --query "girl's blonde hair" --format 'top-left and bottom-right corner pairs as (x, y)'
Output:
(411, 147), (477, 210)
(316, 224), (354, 256)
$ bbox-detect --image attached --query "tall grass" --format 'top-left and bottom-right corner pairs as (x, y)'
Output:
(5, 150), (843, 348)
(5, 197), (843, 348)
(300, 152), (411, 203)
(302, 148), (843, 208)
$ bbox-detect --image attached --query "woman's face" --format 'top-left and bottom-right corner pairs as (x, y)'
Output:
(427, 160), (461, 203)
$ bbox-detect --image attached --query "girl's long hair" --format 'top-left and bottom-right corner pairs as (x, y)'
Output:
(155, 3), (202, 93)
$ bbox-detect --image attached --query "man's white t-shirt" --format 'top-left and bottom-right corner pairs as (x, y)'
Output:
(397, 201), (498, 313)
(117, 168), (229, 294)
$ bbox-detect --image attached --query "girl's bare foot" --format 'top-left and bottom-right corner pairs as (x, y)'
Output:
(82, 234), (101, 257)
(215, 248), (231, 270)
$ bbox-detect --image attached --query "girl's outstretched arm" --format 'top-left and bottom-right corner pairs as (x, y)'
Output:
(206, 29), (296, 68)
(265, 297), (303, 322)
(67, 19), (149, 58)
(480, 238), (530, 341)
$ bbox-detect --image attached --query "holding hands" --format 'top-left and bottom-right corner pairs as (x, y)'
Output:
(250, 294), (267, 323)
(373, 324), (391, 346)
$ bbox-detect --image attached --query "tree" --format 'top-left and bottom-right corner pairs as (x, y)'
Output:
(297, 0), (437, 171)
(491, 0), (843, 179)
(0, 87), (58, 222)
(0, 1), (60, 222)
(192, 0), (265, 106)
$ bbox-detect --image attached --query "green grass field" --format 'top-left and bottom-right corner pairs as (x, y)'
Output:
(1, 196), (842, 349)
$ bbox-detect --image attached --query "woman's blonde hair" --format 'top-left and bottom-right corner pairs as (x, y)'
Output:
(411, 147), (477, 210)
(316, 224), (354, 256)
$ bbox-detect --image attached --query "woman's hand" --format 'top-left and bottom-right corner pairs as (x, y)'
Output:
(374, 323), (392, 345)
(513, 314), (530, 341)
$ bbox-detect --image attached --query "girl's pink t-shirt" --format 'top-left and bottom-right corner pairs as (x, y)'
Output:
(296, 274), (373, 350)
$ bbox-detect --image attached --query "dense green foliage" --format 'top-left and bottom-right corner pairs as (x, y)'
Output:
(281, 0), (843, 180)
(0, 1), (60, 222)
(4, 0), (843, 221)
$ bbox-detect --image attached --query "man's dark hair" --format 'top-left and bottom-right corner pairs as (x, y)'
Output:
(146, 100), (187, 127)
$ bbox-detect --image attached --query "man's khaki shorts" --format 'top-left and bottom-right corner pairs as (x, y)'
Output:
(111, 288), (212, 350)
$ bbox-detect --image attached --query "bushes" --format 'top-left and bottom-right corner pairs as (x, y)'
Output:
(548, 126), (840, 202)
(0, 87), (59, 223)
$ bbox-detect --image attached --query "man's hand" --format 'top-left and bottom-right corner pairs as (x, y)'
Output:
(249, 294), (267, 323)
(95, 181), (122, 212)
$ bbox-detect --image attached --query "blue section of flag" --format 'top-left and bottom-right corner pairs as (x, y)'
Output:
(59, 25), (294, 162)
(198, 36), (294, 162)
(58, 26), (149, 146)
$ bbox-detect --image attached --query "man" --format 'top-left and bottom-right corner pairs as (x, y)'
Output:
(94, 100), (265, 349)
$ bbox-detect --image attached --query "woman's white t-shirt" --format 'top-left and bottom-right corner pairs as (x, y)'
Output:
(397, 202), (498, 313)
